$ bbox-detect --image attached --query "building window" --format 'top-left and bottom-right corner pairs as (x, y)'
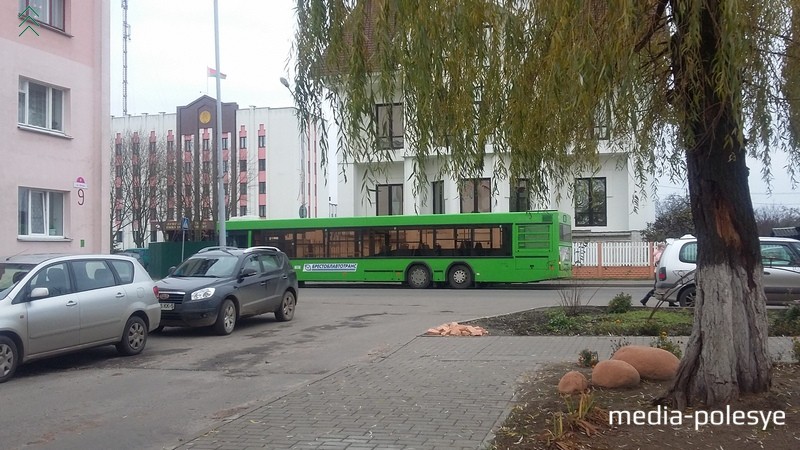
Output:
(167, 140), (174, 151)
(240, 206), (247, 216)
(222, 160), (228, 173)
(183, 162), (191, 172)
(115, 231), (123, 243)
(432, 181), (444, 214)
(19, 0), (65, 30)
(150, 229), (158, 243)
(258, 182), (266, 194)
(239, 182), (247, 195)
(149, 142), (156, 153)
(18, 187), (64, 237)
(18, 79), (64, 132)
(593, 102), (610, 140)
(376, 184), (403, 216)
(239, 159), (247, 172)
(574, 177), (607, 226)
(202, 161), (210, 173)
(258, 158), (266, 171)
(132, 142), (139, 155)
(460, 178), (491, 213)
(259, 205), (266, 217)
(239, 136), (247, 148)
(258, 135), (266, 148)
(222, 137), (228, 150)
(203, 138), (210, 151)
(115, 143), (122, 155)
(510, 179), (530, 212)
(376, 103), (404, 149)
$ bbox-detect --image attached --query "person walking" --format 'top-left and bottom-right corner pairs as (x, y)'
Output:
(641, 243), (666, 306)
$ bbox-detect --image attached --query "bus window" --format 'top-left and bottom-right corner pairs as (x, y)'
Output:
(328, 229), (358, 258)
(296, 229), (324, 258)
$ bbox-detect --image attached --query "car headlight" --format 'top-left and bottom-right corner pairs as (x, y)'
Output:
(191, 287), (216, 300)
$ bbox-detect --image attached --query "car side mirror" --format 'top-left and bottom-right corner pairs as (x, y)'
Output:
(168, 266), (176, 275)
(239, 268), (258, 280)
(30, 287), (50, 299)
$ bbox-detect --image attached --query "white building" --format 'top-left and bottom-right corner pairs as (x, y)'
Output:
(337, 121), (655, 241)
(111, 101), (328, 250)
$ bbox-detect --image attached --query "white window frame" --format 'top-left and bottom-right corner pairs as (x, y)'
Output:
(18, 78), (65, 133)
(18, 187), (65, 238)
(19, 0), (65, 31)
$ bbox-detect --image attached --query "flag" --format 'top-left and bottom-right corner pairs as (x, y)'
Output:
(207, 67), (227, 79)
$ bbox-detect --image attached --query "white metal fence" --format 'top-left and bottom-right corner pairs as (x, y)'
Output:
(573, 241), (655, 267)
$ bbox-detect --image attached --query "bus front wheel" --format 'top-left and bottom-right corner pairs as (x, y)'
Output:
(448, 264), (473, 289)
(406, 264), (431, 289)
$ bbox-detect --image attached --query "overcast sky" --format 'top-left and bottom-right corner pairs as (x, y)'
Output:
(109, 1), (798, 208)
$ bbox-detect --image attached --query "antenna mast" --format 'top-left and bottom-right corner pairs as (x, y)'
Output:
(122, 0), (131, 115)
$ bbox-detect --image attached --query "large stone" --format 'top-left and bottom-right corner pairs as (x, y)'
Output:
(558, 371), (590, 395)
(611, 345), (680, 381)
(591, 360), (640, 388)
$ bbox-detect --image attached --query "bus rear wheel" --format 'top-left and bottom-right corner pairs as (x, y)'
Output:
(406, 265), (431, 289)
(448, 264), (473, 289)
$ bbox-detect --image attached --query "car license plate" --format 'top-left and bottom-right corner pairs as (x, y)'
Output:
(161, 303), (174, 311)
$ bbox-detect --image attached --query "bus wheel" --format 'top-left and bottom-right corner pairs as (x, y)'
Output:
(448, 264), (473, 289)
(406, 265), (431, 289)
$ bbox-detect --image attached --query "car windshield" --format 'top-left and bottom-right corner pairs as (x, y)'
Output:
(172, 255), (239, 277)
(0, 263), (34, 299)
(790, 241), (800, 261)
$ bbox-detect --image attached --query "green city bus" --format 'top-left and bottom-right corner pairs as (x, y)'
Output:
(226, 211), (572, 288)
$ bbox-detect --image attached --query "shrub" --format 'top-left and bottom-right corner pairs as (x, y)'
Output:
(547, 309), (578, 333)
(793, 338), (800, 364)
(577, 349), (599, 367)
(607, 292), (632, 314)
(772, 304), (800, 336)
(650, 331), (683, 359)
(639, 320), (662, 336)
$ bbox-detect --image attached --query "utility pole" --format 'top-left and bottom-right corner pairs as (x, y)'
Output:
(213, 0), (226, 246)
(122, 0), (131, 115)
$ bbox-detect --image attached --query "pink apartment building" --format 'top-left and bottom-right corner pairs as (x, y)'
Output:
(1, 1), (110, 254)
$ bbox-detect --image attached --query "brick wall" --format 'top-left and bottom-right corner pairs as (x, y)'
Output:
(573, 265), (652, 280)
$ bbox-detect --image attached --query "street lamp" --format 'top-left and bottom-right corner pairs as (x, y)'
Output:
(279, 77), (308, 218)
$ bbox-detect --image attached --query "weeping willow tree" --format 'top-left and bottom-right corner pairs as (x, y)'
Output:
(292, 0), (800, 408)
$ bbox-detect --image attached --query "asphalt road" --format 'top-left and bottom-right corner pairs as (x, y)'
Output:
(0, 284), (649, 450)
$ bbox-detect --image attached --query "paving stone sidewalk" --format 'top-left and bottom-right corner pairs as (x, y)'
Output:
(176, 335), (794, 450)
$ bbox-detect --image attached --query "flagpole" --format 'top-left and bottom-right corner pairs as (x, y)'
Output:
(213, 0), (226, 247)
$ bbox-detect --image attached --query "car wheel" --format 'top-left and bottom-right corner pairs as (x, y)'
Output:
(406, 264), (431, 289)
(116, 316), (148, 356)
(213, 298), (237, 335)
(678, 286), (697, 307)
(448, 264), (473, 289)
(0, 336), (19, 384)
(275, 291), (296, 322)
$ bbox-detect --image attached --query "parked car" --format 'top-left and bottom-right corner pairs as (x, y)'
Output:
(0, 253), (160, 383)
(119, 248), (150, 270)
(654, 235), (800, 306)
(155, 246), (298, 335)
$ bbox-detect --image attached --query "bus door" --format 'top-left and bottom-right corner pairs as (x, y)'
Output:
(515, 223), (553, 271)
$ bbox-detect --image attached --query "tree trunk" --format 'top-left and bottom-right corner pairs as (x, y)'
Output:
(659, 0), (772, 409)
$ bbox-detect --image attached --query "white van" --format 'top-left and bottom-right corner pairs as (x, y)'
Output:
(654, 235), (800, 306)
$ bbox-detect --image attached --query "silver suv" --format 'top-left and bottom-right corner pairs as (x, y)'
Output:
(654, 235), (800, 306)
(0, 254), (161, 383)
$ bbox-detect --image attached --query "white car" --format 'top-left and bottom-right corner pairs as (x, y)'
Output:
(0, 254), (161, 383)
(654, 235), (800, 306)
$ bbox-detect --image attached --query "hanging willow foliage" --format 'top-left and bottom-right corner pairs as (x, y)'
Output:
(292, 0), (800, 203)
